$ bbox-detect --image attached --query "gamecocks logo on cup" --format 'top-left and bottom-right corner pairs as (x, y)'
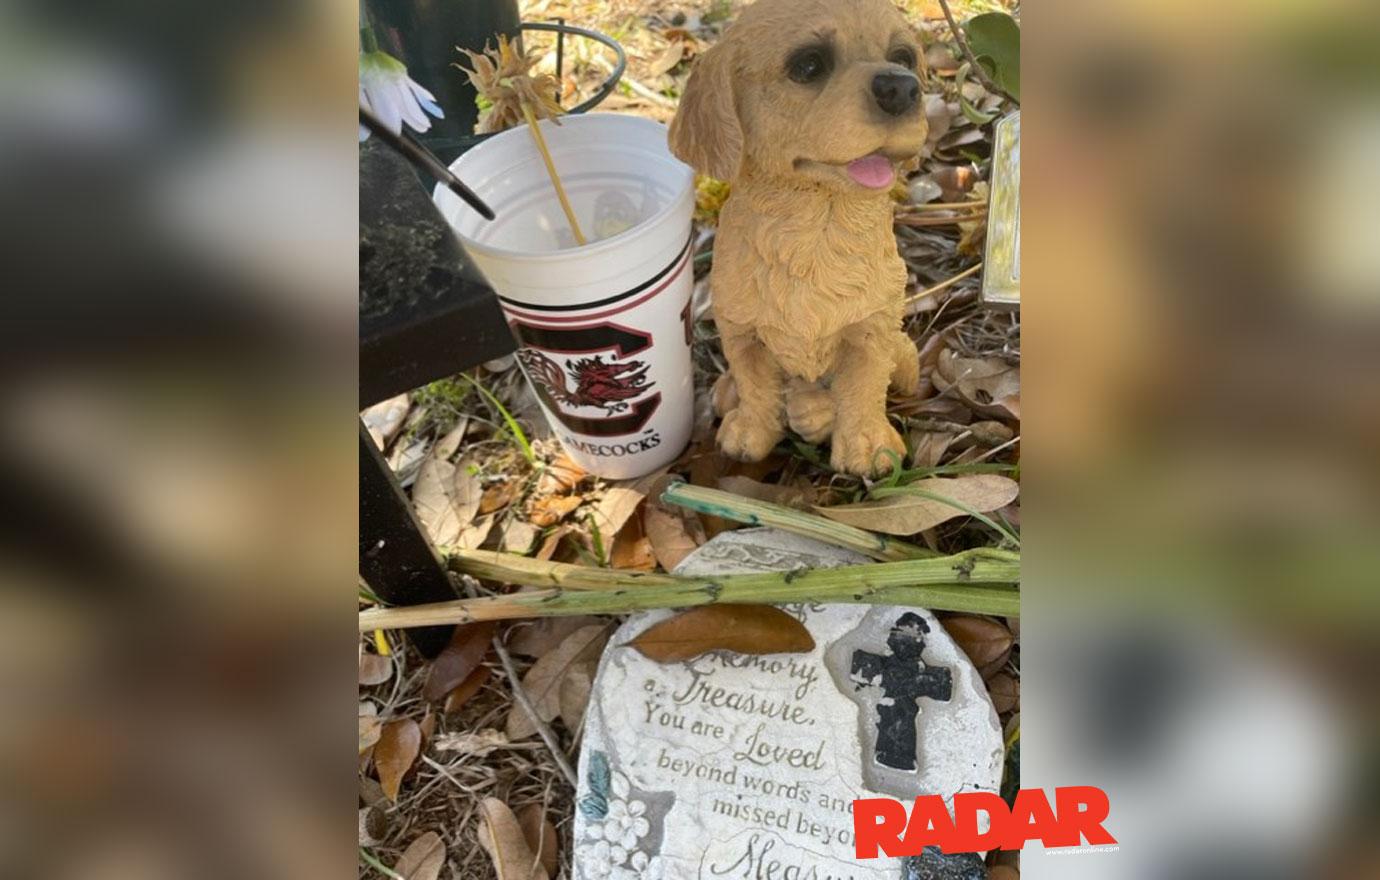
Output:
(512, 322), (663, 437)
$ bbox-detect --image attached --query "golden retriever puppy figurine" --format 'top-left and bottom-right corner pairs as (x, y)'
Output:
(670, 0), (927, 477)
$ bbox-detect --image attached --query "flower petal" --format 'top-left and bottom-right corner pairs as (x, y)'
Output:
(391, 77), (429, 133)
(368, 78), (403, 135)
(407, 78), (444, 120)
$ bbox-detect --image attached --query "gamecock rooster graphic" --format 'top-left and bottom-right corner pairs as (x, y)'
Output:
(517, 350), (654, 414)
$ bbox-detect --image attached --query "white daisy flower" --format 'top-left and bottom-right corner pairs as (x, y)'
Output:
(359, 50), (443, 142)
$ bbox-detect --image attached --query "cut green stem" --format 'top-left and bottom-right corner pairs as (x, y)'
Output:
(660, 481), (937, 561)
(357, 548), (1020, 630)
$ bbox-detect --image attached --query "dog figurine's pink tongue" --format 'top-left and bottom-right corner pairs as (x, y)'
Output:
(847, 154), (895, 189)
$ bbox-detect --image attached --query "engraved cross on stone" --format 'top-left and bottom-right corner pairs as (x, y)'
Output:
(851, 613), (953, 772)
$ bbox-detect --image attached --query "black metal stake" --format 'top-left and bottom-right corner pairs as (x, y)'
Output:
(359, 421), (457, 658)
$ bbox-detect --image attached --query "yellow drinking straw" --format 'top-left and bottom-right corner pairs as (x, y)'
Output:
(458, 35), (587, 245)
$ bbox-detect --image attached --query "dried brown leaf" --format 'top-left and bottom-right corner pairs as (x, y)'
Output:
(814, 475), (1020, 535)
(647, 39), (686, 77)
(506, 624), (611, 739)
(387, 436), (429, 479)
(987, 672), (1019, 714)
(536, 453), (587, 494)
(360, 775), (388, 807)
(628, 605), (815, 663)
(557, 664), (597, 731)
(532, 525), (572, 561)
(480, 480), (521, 515)
(588, 487), (645, 542)
(393, 831), (445, 880)
(999, 503), (1021, 528)
(501, 520), (539, 554)
(923, 94), (953, 152)
(424, 621), (496, 702)
(528, 494), (582, 527)
(609, 512), (656, 571)
(962, 420), (1017, 448)
(375, 718), (421, 802)
(644, 501), (703, 571)
(935, 349), (1020, 419)
(925, 43), (960, 74)
(941, 615), (1015, 674)
(451, 463), (484, 527)
(910, 396), (974, 422)
(909, 431), (956, 468)
(505, 616), (605, 659)
(477, 797), (549, 880)
(433, 418), (470, 460)
(443, 666), (491, 715)
(516, 804), (560, 878)
(717, 474), (811, 509)
(358, 652), (392, 686)
(358, 714), (382, 755)
(413, 455), (463, 545)
(361, 393), (410, 449)
(687, 446), (745, 536)
(611, 534), (656, 571)
(434, 727), (509, 757)
(456, 513), (495, 550)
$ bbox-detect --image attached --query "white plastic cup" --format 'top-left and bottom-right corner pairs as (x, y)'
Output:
(435, 114), (696, 480)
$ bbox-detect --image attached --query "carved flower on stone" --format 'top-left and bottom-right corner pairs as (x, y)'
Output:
(602, 798), (651, 850)
(576, 839), (629, 879)
(610, 851), (660, 880)
(597, 772), (650, 850)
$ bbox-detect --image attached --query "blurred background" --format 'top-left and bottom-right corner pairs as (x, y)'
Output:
(0, 0), (354, 876)
(0, 0), (1374, 878)
(1023, 0), (1378, 878)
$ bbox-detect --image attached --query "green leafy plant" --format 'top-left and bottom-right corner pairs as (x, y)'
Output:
(456, 373), (536, 465)
(964, 12), (1020, 102)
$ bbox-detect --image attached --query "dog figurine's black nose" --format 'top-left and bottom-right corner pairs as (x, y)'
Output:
(872, 71), (919, 116)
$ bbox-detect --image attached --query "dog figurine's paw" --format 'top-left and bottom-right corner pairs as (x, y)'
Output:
(889, 349), (921, 397)
(889, 335), (921, 397)
(711, 372), (739, 418)
(786, 384), (835, 443)
(830, 420), (905, 477)
(717, 408), (783, 462)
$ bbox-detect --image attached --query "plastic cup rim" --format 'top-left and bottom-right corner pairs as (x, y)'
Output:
(444, 113), (695, 265)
